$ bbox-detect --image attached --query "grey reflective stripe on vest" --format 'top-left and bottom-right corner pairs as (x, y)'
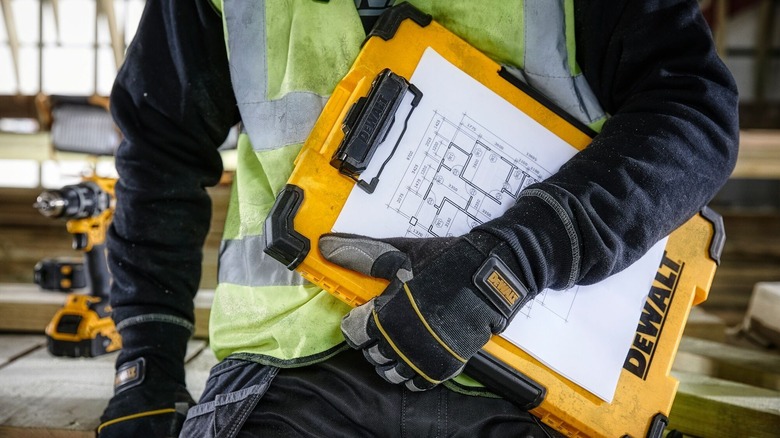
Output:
(219, 236), (308, 287)
(224, 0), (328, 152)
(507, 0), (605, 127)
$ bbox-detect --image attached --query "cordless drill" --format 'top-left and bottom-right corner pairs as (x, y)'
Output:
(33, 175), (122, 357)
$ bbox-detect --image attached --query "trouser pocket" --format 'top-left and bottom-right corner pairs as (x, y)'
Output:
(180, 359), (279, 438)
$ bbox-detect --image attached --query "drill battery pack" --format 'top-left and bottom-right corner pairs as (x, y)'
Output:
(33, 257), (86, 292)
(45, 294), (121, 358)
(263, 4), (725, 437)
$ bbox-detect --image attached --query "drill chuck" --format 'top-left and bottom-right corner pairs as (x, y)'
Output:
(33, 182), (111, 219)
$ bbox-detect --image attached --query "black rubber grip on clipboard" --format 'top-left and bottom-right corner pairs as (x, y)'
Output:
(465, 350), (547, 411)
(264, 184), (310, 270)
(699, 206), (725, 266)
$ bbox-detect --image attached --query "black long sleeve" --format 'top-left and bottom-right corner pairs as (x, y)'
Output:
(477, 0), (739, 293)
(107, 0), (239, 377)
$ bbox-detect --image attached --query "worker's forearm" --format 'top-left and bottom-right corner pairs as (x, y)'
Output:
(477, 0), (739, 294)
(107, 0), (238, 329)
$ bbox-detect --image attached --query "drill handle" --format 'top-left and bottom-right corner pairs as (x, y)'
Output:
(85, 243), (111, 298)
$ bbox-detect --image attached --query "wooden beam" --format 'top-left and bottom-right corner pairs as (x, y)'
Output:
(741, 282), (780, 347)
(682, 307), (727, 342)
(0, 0), (20, 93)
(714, 0), (729, 56)
(731, 130), (780, 180)
(673, 336), (780, 391)
(0, 284), (213, 339)
(97, 0), (124, 70)
(753, 0), (777, 102)
(194, 290), (213, 339)
(0, 96), (40, 120)
(48, 0), (61, 44)
(184, 341), (220, 399)
(739, 102), (780, 130)
(670, 371), (780, 438)
(0, 284), (67, 333)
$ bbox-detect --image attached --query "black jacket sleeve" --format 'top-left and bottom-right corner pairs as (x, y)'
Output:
(476, 0), (739, 294)
(107, 0), (239, 375)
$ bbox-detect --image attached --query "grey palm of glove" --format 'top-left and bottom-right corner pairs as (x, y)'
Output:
(319, 231), (531, 391)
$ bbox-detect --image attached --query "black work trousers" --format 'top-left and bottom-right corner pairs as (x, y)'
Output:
(179, 348), (556, 437)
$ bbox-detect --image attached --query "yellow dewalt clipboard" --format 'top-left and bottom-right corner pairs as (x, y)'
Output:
(264, 4), (724, 437)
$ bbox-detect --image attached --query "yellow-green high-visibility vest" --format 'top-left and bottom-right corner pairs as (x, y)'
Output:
(209, 0), (606, 372)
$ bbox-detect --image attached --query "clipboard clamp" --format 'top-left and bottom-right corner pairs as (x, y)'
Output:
(330, 69), (422, 194)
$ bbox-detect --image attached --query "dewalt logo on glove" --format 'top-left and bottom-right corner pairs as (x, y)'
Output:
(114, 358), (145, 394)
(474, 256), (528, 319)
(488, 271), (519, 304)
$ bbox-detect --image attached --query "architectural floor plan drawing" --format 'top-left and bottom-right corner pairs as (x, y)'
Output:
(381, 107), (583, 323)
(386, 111), (552, 239)
(334, 49), (579, 241)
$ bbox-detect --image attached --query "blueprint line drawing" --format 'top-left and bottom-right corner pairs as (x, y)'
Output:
(385, 111), (553, 240)
(519, 287), (580, 322)
(378, 109), (578, 322)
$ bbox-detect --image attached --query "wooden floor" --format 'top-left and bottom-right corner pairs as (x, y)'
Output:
(0, 284), (214, 339)
(0, 336), (218, 438)
(0, 284), (218, 437)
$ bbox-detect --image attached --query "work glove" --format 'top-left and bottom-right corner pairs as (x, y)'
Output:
(98, 322), (195, 437)
(319, 231), (532, 391)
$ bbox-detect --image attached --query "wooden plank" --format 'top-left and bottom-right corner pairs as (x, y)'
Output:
(706, 258), (780, 311)
(0, 284), (213, 339)
(193, 290), (213, 340)
(682, 307), (727, 342)
(183, 340), (209, 363)
(0, 96), (41, 120)
(731, 130), (780, 179)
(97, 0), (124, 69)
(0, 340), (207, 437)
(742, 282), (780, 347)
(0, 335), (45, 367)
(0, 0), (21, 92)
(0, 284), (70, 333)
(669, 371), (780, 438)
(673, 337), (780, 391)
(0, 343), (118, 437)
(185, 346), (219, 402)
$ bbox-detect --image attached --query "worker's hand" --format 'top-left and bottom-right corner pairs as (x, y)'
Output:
(97, 357), (194, 438)
(319, 231), (531, 391)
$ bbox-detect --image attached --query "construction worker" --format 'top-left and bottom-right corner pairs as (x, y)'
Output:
(97, 0), (739, 436)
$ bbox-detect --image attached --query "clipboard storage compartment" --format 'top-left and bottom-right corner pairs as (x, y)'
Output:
(264, 4), (723, 437)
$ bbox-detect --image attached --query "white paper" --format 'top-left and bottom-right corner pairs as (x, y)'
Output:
(502, 239), (667, 401)
(334, 49), (577, 238)
(332, 48), (665, 402)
